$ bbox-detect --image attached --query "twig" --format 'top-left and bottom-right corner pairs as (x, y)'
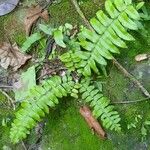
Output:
(71, 0), (150, 98)
(0, 89), (15, 110)
(21, 141), (27, 150)
(113, 58), (150, 98)
(0, 85), (13, 88)
(70, 0), (93, 30)
(112, 97), (150, 104)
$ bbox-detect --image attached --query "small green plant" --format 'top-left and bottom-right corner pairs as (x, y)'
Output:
(10, 0), (144, 144)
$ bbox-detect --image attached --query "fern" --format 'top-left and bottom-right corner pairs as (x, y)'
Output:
(60, 0), (141, 76)
(10, 74), (75, 143)
(10, 0), (143, 144)
(79, 78), (121, 131)
(21, 33), (42, 53)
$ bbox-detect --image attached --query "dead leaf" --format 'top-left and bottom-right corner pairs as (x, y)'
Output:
(135, 54), (148, 62)
(80, 106), (106, 139)
(0, 42), (31, 71)
(24, 5), (49, 35)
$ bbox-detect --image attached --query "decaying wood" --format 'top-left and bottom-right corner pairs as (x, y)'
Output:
(80, 106), (106, 139)
(0, 42), (31, 71)
(24, 5), (49, 35)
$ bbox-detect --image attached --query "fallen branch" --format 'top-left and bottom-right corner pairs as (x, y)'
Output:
(80, 106), (106, 139)
(71, 0), (150, 99)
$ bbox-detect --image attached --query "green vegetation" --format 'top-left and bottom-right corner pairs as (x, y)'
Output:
(0, 0), (150, 149)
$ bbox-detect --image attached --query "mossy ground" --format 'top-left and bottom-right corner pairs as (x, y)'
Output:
(0, 0), (150, 149)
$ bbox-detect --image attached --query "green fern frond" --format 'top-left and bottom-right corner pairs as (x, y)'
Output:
(60, 0), (141, 77)
(75, 0), (140, 76)
(79, 78), (121, 131)
(10, 74), (75, 143)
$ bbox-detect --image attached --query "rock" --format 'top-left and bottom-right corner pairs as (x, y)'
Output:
(0, 0), (19, 16)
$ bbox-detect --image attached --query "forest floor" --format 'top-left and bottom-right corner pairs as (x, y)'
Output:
(0, 0), (150, 150)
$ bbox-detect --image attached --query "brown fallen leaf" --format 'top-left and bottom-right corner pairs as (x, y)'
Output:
(24, 5), (49, 35)
(80, 106), (106, 139)
(135, 54), (148, 62)
(0, 42), (31, 71)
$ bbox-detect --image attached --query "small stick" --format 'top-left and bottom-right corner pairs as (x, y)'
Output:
(71, 0), (150, 99)
(0, 89), (15, 110)
(70, 0), (93, 30)
(21, 141), (27, 150)
(113, 58), (150, 98)
(0, 85), (13, 88)
(112, 97), (150, 104)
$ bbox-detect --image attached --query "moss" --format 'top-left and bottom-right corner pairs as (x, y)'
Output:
(48, 0), (103, 27)
(41, 99), (113, 150)
(0, 8), (26, 44)
(0, 0), (150, 149)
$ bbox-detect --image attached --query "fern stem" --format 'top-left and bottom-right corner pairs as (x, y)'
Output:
(113, 58), (150, 98)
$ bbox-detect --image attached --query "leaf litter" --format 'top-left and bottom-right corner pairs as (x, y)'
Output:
(0, 42), (31, 71)
(24, 5), (49, 35)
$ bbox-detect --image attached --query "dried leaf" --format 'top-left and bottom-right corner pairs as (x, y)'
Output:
(135, 54), (148, 62)
(24, 5), (49, 35)
(0, 42), (31, 71)
(80, 106), (106, 139)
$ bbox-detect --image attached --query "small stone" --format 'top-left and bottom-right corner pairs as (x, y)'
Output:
(135, 54), (148, 62)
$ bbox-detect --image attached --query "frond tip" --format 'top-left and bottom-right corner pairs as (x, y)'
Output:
(79, 79), (121, 131)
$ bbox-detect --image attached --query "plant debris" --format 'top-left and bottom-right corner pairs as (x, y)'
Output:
(24, 5), (49, 35)
(0, 42), (31, 71)
(80, 106), (106, 139)
(135, 54), (148, 62)
(38, 59), (66, 80)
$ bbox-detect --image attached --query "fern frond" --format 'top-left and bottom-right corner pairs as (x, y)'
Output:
(10, 74), (75, 143)
(79, 78), (121, 131)
(75, 0), (140, 76)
